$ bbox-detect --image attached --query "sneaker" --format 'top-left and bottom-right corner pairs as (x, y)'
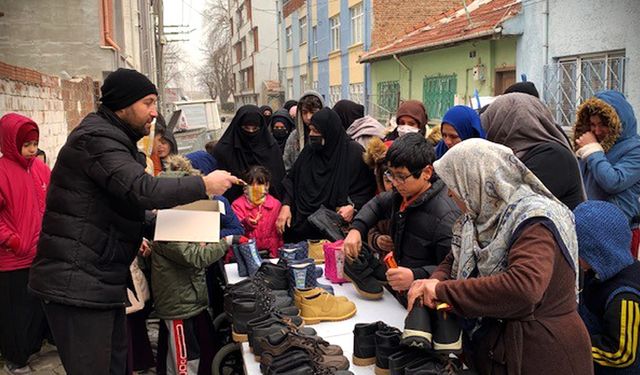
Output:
(352, 321), (389, 366)
(294, 288), (356, 325)
(400, 300), (433, 350)
(308, 239), (328, 264)
(432, 306), (462, 354)
(3, 363), (32, 375)
(238, 238), (264, 276)
(344, 253), (383, 300)
(258, 330), (343, 359)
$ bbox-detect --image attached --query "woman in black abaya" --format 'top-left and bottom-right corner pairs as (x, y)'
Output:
(213, 105), (285, 202)
(277, 108), (375, 242)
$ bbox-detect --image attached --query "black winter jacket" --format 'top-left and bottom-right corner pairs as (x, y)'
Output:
(29, 107), (207, 309)
(351, 179), (460, 279)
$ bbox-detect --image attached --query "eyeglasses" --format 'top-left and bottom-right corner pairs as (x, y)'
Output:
(383, 169), (423, 184)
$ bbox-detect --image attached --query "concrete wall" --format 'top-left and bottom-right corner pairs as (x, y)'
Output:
(0, 0), (115, 80)
(252, 0), (280, 104)
(0, 61), (96, 167)
(370, 38), (517, 116)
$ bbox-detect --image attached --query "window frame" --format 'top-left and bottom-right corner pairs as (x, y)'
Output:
(330, 16), (340, 51)
(350, 3), (364, 45)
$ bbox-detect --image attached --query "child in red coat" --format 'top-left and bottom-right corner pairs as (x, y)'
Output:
(232, 166), (283, 258)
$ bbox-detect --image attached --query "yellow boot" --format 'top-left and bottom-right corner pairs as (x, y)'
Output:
(307, 239), (328, 264)
(294, 287), (357, 325)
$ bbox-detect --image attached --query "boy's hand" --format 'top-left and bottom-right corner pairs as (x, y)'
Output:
(376, 235), (394, 252)
(343, 229), (362, 259)
(386, 266), (414, 291)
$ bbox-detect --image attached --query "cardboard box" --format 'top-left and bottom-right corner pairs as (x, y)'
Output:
(154, 200), (225, 243)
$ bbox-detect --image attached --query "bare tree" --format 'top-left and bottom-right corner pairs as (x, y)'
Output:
(197, 0), (233, 102)
(163, 42), (185, 89)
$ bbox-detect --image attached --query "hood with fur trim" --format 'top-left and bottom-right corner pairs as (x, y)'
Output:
(363, 137), (391, 192)
(161, 154), (202, 177)
(573, 90), (636, 153)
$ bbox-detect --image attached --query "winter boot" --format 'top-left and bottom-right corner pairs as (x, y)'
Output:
(374, 326), (403, 375)
(388, 349), (432, 375)
(288, 258), (334, 294)
(278, 241), (309, 263)
(293, 287), (357, 325)
(308, 239), (328, 264)
(432, 305), (462, 354)
(238, 238), (264, 276)
(231, 244), (248, 277)
(344, 253), (383, 299)
(254, 262), (290, 290)
(232, 295), (300, 342)
(352, 321), (389, 366)
(400, 300), (433, 350)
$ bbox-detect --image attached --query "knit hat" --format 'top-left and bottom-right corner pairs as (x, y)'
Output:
(100, 68), (158, 111)
(16, 122), (38, 153)
(574, 200), (634, 281)
(503, 81), (539, 98)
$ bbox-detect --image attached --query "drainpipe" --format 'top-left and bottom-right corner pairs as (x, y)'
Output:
(542, 0), (549, 65)
(393, 54), (412, 98)
(101, 0), (121, 71)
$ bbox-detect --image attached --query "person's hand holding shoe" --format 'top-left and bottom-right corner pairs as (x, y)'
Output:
(343, 229), (362, 259)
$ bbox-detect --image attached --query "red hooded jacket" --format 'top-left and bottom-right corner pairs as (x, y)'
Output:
(0, 113), (50, 271)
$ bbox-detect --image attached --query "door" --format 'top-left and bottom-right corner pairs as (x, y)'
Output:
(494, 68), (516, 95)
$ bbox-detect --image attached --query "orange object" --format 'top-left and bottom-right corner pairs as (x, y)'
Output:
(383, 252), (398, 268)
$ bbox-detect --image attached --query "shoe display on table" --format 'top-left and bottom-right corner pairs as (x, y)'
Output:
(294, 287), (356, 325)
(287, 258), (334, 294)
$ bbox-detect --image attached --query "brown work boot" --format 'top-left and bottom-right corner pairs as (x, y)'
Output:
(259, 330), (344, 358)
(308, 239), (328, 264)
(294, 288), (357, 324)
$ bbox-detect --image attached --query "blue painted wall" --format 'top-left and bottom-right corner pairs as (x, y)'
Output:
(340, 0), (350, 100)
(316, 0), (330, 103)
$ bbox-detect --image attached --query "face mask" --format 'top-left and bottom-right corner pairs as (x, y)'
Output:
(308, 135), (325, 151)
(397, 125), (420, 137)
(272, 128), (289, 139)
(244, 184), (267, 206)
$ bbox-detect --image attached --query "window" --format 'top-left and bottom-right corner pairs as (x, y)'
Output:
(330, 85), (341, 106)
(423, 74), (457, 120)
(312, 80), (319, 90)
(377, 81), (400, 115)
(236, 4), (244, 31)
(330, 16), (340, 51)
(543, 51), (626, 128)
(299, 16), (307, 44)
(241, 37), (247, 58)
(285, 26), (292, 50)
(247, 32), (253, 54)
(311, 26), (318, 57)
(300, 74), (308, 92)
(350, 3), (363, 45)
(349, 83), (364, 104)
(287, 79), (294, 98)
(253, 27), (259, 52)
(235, 43), (242, 63)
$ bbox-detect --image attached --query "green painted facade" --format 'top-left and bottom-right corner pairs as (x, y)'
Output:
(370, 37), (517, 119)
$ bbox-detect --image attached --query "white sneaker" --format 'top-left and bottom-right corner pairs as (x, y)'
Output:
(3, 363), (32, 375)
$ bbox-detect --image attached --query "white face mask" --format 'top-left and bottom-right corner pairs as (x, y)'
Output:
(397, 125), (420, 137)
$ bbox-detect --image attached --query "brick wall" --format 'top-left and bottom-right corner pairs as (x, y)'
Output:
(283, 0), (305, 18)
(0, 61), (96, 166)
(372, 0), (460, 49)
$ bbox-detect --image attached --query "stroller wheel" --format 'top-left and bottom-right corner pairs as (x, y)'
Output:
(211, 342), (244, 375)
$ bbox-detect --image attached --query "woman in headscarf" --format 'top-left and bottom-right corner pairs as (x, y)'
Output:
(259, 105), (273, 125)
(434, 105), (485, 159)
(481, 93), (585, 210)
(408, 138), (593, 375)
(277, 108), (375, 243)
(385, 100), (429, 141)
(282, 90), (325, 171)
(269, 109), (295, 155)
(333, 99), (365, 130)
(213, 105), (285, 202)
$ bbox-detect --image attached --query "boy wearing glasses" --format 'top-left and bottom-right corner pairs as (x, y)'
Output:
(344, 133), (460, 304)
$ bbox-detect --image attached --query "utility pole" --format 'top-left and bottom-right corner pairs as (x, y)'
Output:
(155, 0), (165, 116)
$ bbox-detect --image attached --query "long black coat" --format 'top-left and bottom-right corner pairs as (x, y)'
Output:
(351, 180), (460, 279)
(29, 107), (207, 309)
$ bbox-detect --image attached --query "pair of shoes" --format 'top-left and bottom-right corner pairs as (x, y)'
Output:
(249, 319), (317, 359)
(388, 349), (438, 375)
(344, 251), (386, 300)
(233, 238), (264, 277)
(351, 321), (405, 372)
(294, 287), (356, 325)
(287, 258), (334, 294)
(254, 262), (290, 290)
(401, 300), (462, 354)
(278, 241), (309, 263)
(3, 363), (32, 375)
(223, 278), (293, 318)
(308, 239), (328, 264)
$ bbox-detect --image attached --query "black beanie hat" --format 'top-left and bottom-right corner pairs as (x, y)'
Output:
(100, 68), (158, 111)
(503, 81), (539, 98)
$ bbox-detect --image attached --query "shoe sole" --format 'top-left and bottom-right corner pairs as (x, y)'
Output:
(374, 365), (391, 375)
(301, 308), (357, 325)
(400, 329), (433, 350)
(352, 355), (376, 366)
(231, 330), (248, 343)
(344, 275), (383, 300)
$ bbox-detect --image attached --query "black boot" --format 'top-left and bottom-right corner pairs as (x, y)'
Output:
(388, 348), (428, 375)
(255, 262), (290, 290)
(400, 300), (433, 350)
(344, 253), (383, 300)
(432, 307), (462, 354)
(352, 321), (389, 366)
(374, 326), (403, 375)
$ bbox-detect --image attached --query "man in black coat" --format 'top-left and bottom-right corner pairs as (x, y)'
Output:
(343, 134), (460, 302)
(28, 68), (241, 375)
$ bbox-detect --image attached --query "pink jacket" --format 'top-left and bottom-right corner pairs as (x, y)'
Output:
(232, 194), (283, 257)
(0, 114), (50, 271)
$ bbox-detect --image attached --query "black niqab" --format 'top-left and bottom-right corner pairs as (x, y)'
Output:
(259, 105), (273, 125)
(332, 100), (364, 130)
(213, 105), (285, 201)
(270, 109), (295, 152)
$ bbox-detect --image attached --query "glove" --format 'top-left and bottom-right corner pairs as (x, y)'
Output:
(224, 235), (249, 245)
(4, 233), (20, 252)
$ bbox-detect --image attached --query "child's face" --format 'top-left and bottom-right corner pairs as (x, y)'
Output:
(21, 140), (38, 159)
(385, 165), (433, 199)
(154, 135), (171, 159)
(245, 182), (269, 205)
